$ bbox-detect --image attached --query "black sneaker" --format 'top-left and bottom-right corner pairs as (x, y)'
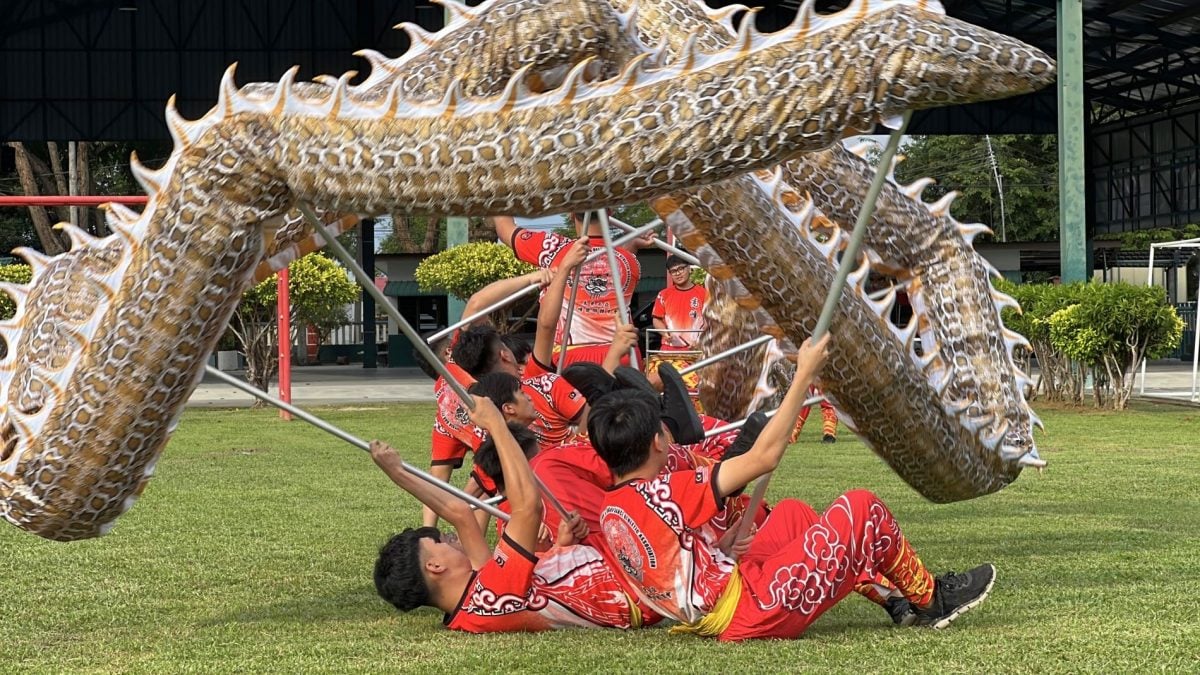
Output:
(561, 363), (616, 404)
(822, 434), (837, 444)
(658, 363), (704, 445)
(915, 563), (996, 629)
(884, 597), (917, 627)
(723, 412), (768, 461)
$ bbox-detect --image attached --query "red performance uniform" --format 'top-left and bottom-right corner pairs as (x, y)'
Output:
(602, 468), (937, 641)
(510, 228), (639, 348)
(431, 362), (486, 468)
(652, 283), (707, 352)
(600, 465), (736, 625)
(444, 533), (654, 633)
(521, 356), (586, 450)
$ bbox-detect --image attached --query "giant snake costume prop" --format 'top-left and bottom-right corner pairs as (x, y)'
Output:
(1, 0), (1053, 541)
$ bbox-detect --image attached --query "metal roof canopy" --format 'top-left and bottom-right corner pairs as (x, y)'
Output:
(3, 1), (1199, 140)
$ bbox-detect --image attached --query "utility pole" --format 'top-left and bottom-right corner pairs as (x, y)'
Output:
(985, 135), (1008, 243)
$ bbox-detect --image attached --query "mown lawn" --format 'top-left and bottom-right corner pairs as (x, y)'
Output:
(2, 401), (1198, 673)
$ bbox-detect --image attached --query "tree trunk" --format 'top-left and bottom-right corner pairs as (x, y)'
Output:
(388, 213), (419, 253)
(422, 215), (442, 252)
(8, 143), (67, 255)
(43, 142), (71, 223)
(468, 216), (493, 242)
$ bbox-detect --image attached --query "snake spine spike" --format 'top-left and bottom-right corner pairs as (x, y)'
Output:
(621, 0), (1049, 497)
(2, 0), (1053, 539)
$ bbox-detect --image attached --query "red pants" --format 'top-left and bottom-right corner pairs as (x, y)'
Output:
(793, 386), (838, 441)
(719, 490), (934, 642)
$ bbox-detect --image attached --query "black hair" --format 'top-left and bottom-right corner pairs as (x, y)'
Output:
(587, 389), (662, 477)
(469, 372), (522, 410)
(502, 334), (532, 366)
(665, 254), (690, 271)
(452, 325), (503, 377)
(416, 331), (453, 381)
(472, 422), (540, 493)
(374, 527), (441, 612)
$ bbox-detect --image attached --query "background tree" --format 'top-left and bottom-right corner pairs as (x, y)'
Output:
(891, 135), (1059, 242)
(229, 253), (360, 400)
(1, 140), (169, 253)
(415, 242), (535, 331)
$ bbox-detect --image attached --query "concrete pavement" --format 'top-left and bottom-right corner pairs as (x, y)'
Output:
(189, 360), (1200, 408)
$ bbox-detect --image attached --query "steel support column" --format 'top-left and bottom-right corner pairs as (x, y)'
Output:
(444, 6), (470, 323)
(1058, 0), (1088, 282)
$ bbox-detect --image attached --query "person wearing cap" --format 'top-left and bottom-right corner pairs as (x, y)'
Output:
(652, 254), (707, 353)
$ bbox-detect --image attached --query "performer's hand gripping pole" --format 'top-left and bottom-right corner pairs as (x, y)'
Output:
(701, 395), (825, 438)
(596, 209), (639, 369)
(203, 366), (510, 520)
(297, 204), (585, 518)
(731, 111), (913, 558)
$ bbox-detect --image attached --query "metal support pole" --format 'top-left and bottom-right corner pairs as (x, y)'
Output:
(276, 268), (292, 421)
(702, 395), (826, 438)
(596, 209), (639, 369)
(610, 217), (701, 266)
(557, 267), (582, 375)
(297, 203), (474, 408)
(733, 112), (912, 555)
(680, 335), (774, 375)
(426, 220), (660, 346)
(1057, 0), (1088, 283)
(1140, 245), (1156, 394)
(203, 365), (509, 520)
(556, 212), (590, 374)
(428, 283), (543, 344)
(360, 217), (378, 369)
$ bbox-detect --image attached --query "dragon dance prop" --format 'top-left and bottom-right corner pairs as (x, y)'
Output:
(1, 0), (1053, 541)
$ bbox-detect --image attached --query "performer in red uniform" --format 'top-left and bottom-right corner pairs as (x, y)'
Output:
(652, 255), (707, 352)
(592, 335), (998, 640)
(492, 213), (652, 368)
(369, 397), (655, 633)
(419, 269), (551, 527)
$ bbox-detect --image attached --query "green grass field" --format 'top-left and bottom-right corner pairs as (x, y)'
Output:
(3, 401), (1198, 673)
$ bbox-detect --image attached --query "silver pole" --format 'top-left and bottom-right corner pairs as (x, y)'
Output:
(556, 211), (591, 374)
(297, 203), (475, 409)
(428, 282), (542, 344)
(680, 335), (774, 376)
(732, 111), (912, 556)
(427, 218), (660, 347)
(610, 217), (701, 266)
(701, 395), (825, 438)
(203, 365), (510, 520)
(1140, 245), (1156, 395)
(533, 474), (571, 520)
(596, 209), (639, 369)
(556, 267), (582, 375)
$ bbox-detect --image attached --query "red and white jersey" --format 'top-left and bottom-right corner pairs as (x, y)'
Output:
(445, 534), (648, 633)
(652, 284), (707, 352)
(521, 357), (586, 450)
(431, 362), (486, 458)
(531, 438), (614, 547)
(511, 229), (639, 345)
(599, 465), (735, 625)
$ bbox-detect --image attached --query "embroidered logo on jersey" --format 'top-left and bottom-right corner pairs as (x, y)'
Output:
(601, 507), (657, 583)
(454, 404), (470, 428)
(584, 275), (609, 296)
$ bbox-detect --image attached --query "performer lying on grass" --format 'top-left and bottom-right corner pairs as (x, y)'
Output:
(369, 396), (657, 632)
(591, 334), (997, 640)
